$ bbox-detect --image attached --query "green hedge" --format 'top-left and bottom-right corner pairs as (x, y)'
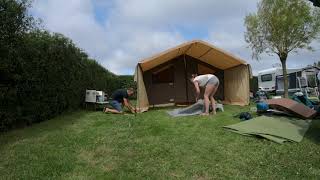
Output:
(0, 30), (123, 131)
(0, 0), (134, 131)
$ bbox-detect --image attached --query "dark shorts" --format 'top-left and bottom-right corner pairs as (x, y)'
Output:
(110, 100), (123, 112)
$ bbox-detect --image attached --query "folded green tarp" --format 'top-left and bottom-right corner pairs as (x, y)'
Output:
(223, 116), (312, 144)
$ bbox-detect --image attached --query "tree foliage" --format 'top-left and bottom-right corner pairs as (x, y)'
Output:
(0, 0), (131, 131)
(244, 0), (320, 97)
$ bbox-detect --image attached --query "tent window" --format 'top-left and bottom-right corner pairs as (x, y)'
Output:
(152, 66), (174, 84)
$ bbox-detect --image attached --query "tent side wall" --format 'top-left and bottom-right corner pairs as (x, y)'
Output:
(136, 62), (250, 109)
(134, 65), (149, 112)
(223, 64), (250, 106)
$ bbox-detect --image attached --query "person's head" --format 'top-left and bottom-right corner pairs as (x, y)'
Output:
(127, 88), (134, 96)
(190, 74), (197, 82)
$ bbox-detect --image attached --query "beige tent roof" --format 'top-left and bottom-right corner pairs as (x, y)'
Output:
(138, 40), (247, 72)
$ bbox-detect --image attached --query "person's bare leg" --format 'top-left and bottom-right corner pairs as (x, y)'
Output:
(202, 84), (214, 115)
(210, 85), (218, 115)
(104, 108), (123, 114)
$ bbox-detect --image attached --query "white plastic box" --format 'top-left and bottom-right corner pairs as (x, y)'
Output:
(85, 90), (96, 103)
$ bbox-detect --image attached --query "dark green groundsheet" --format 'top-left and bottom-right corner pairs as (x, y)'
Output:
(223, 116), (312, 144)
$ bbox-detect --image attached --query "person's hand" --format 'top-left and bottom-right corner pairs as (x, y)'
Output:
(129, 106), (136, 113)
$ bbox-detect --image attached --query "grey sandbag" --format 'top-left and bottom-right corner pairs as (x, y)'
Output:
(167, 100), (204, 117)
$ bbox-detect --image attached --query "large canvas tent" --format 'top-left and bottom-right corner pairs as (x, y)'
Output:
(134, 40), (252, 112)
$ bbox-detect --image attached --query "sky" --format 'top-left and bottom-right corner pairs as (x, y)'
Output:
(31, 0), (320, 75)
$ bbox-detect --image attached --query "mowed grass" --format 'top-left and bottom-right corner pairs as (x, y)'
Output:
(1, 105), (320, 179)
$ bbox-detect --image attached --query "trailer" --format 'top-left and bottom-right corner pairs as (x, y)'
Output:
(258, 68), (300, 92)
(275, 66), (319, 98)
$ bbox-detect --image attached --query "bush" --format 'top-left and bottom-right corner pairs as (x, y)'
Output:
(0, 29), (122, 131)
(0, 0), (132, 131)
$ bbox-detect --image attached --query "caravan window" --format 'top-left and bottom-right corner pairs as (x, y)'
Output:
(152, 65), (174, 84)
(261, 74), (272, 82)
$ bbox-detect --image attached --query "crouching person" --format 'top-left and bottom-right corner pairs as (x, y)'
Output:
(104, 88), (136, 114)
(190, 74), (220, 116)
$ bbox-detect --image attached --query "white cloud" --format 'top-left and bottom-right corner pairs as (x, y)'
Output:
(31, 0), (319, 75)
(102, 30), (184, 74)
(32, 0), (109, 61)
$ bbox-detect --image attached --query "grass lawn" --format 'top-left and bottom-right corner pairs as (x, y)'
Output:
(1, 105), (320, 179)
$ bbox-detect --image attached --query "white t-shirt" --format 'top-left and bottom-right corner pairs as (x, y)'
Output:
(317, 72), (320, 81)
(193, 74), (214, 87)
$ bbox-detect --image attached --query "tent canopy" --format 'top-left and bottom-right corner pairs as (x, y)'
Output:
(139, 40), (247, 72)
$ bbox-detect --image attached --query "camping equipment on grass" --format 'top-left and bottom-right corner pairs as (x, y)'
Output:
(264, 109), (293, 117)
(167, 99), (224, 117)
(255, 90), (268, 102)
(223, 116), (312, 144)
(266, 98), (317, 119)
(239, 112), (253, 121)
(256, 102), (269, 112)
(85, 90), (109, 110)
(292, 93), (314, 109)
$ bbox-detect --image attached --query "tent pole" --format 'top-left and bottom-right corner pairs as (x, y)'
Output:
(134, 66), (139, 118)
(184, 54), (189, 104)
(135, 65), (139, 117)
(132, 64), (143, 127)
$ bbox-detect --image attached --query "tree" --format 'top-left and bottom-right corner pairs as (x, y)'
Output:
(0, 0), (36, 130)
(244, 0), (320, 97)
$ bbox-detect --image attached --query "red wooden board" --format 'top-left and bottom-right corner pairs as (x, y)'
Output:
(266, 98), (317, 119)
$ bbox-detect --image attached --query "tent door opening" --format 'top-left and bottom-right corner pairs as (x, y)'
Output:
(149, 64), (175, 105)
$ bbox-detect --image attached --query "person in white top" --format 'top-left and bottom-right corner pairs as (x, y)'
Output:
(190, 74), (220, 116)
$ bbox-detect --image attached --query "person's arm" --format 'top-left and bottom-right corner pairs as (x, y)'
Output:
(123, 98), (129, 106)
(123, 98), (135, 113)
(193, 81), (201, 102)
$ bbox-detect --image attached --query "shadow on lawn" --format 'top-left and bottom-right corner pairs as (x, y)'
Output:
(305, 119), (320, 144)
(0, 110), (90, 147)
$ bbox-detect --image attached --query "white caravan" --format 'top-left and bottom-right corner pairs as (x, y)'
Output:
(258, 68), (301, 92)
(258, 68), (282, 92)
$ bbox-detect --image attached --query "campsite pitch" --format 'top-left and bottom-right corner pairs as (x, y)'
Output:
(1, 105), (320, 179)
